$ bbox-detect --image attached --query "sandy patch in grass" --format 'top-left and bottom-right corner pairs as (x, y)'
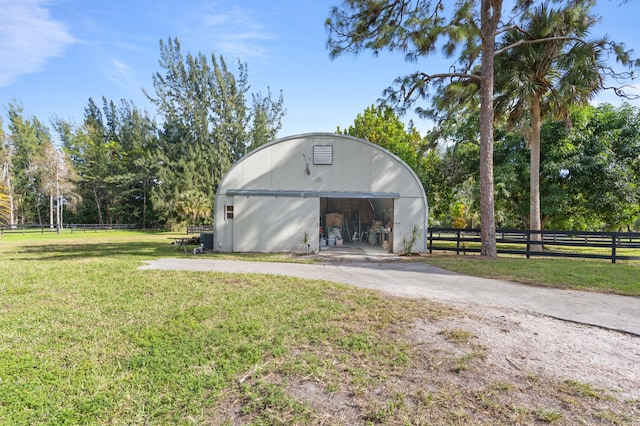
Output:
(213, 301), (639, 425)
(416, 303), (640, 401)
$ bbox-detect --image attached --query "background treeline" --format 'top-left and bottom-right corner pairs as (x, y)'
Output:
(1, 37), (639, 231)
(0, 38), (285, 229)
(342, 103), (640, 232)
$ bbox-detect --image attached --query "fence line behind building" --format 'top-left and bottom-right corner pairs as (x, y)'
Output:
(428, 228), (640, 263)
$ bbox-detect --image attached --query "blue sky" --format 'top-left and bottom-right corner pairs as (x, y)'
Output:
(1, 0), (639, 139)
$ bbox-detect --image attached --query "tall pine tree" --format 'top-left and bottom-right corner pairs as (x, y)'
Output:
(146, 37), (285, 226)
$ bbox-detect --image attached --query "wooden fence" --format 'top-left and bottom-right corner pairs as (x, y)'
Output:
(186, 225), (214, 234)
(0, 223), (140, 234)
(1, 223), (210, 235)
(428, 228), (640, 263)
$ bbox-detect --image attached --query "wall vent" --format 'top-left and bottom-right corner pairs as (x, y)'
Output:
(313, 145), (333, 165)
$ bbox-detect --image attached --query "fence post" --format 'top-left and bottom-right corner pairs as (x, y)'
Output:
(456, 230), (460, 255)
(611, 232), (617, 264)
(526, 231), (531, 259)
(428, 229), (433, 254)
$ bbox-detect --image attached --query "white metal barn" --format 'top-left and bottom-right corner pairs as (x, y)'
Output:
(213, 133), (428, 253)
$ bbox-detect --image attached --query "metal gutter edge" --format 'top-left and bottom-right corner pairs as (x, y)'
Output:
(226, 189), (401, 198)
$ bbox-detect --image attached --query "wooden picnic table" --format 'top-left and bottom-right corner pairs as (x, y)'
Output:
(169, 237), (190, 252)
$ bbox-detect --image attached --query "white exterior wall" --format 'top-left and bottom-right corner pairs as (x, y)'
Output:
(392, 198), (428, 253)
(215, 194), (232, 250)
(220, 134), (422, 194)
(214, 133), (428, 253)
(233, 196), (319, 252)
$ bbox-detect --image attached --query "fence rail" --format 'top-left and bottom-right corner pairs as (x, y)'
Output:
(428, 228), (640, 263)
(0, 223), (140, 234)
(186, 225), (214, 234)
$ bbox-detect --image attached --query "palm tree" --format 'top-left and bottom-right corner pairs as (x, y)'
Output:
(494, 1), (603, 249)
(175, 190), (211, 225)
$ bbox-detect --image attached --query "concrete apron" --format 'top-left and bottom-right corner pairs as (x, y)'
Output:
(316, 240), (401, 262)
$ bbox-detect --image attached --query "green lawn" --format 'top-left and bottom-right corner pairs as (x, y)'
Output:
(422, 254), (640, 296)
(0, 232), (418, 423)
(1, 232), (637, 424)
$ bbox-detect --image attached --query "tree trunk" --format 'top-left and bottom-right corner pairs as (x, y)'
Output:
(56, 174), (61, 234)
(55, 166), (59, 233)
(529, 95), (542, 251)
(92, 186), (104, 225)
(6, 167), (16, 228)
(37, 202), (42, 225)
(142, 181), (147, 229)
(478, 0), (501, 258)
(49, 193), (54, 229)
(8, 192), (15, 228)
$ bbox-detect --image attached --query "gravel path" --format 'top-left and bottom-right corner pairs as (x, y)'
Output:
(139, 257), (640, 336)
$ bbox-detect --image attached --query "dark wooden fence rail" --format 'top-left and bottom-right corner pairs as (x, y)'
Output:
(0, 223), (140, 234)
(186, 225), (214, 234)
(428, 228), (640, 263)
(1, 223), (208, 235)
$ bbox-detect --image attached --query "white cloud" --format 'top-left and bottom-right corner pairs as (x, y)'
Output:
(106, 58), (136, 88)
(0, 0), (76, 86)
(188, 4), (275, 60)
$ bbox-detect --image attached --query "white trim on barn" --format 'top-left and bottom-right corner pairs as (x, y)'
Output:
(214, 133), (429, 253)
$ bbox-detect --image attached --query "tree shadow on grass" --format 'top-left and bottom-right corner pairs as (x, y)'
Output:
(11, 240), (194, 262)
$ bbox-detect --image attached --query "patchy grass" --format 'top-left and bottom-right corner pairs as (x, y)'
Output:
(423, 254), (640, 296)
(453, 346), (488, 372)
(0, 232), (638, 424)
(439, 328), (475, 343)
(536, 409), (563, 423)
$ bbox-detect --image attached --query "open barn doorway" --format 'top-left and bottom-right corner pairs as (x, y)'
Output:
(320, 197), (394, 252)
